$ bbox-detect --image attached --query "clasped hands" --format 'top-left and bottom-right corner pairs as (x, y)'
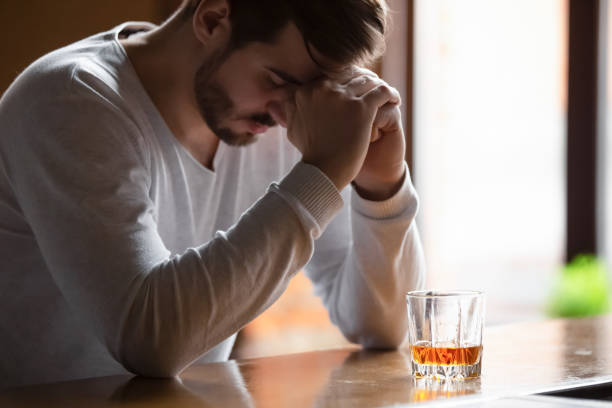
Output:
(270, 67), (406, 201)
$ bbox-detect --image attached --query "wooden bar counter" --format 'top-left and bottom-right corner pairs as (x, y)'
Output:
(2, 316), (612, 407)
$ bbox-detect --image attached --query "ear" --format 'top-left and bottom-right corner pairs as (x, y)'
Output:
(192, 0), (231, 46)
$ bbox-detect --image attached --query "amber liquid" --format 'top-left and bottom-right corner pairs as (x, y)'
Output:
(410, 344), (482, 366)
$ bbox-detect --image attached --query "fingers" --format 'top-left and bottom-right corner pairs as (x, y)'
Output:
(337, 67), (401, 108)
(340, 66), (382, 97)
(332, 65), (378, 83)
(362, 83), (401, 109)
(349, 66), (378, 78)
(344, 75), (380, 97)
(302, 66), (399, 107)
(371, 103), (401, 142)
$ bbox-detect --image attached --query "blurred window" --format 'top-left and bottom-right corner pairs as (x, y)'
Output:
(414, 0), (568, 323)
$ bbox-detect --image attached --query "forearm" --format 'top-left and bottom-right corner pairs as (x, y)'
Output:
(116, 191), (312, 377)
(323, 166), (425, 348)
(94, 162), (340, 377)
(330, 221), (425, 348)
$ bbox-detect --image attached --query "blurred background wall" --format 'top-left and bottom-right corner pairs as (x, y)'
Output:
(0, 1), (179, 94)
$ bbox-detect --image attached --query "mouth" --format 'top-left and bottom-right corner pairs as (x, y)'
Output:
(246, 120), (270, 135)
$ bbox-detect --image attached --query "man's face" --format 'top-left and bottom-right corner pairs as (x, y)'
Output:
(194, 23), (326, 146)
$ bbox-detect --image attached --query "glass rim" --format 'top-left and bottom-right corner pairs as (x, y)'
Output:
(406, 290), (483, 299)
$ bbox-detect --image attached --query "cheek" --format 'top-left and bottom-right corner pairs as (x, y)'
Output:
(229, 83), (269, 109)
(215, 70), (270, 111)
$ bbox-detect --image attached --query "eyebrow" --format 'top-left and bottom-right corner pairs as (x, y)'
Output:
(266, 67), (303, 86)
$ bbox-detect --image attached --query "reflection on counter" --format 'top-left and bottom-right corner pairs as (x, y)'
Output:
(409, 377), (482, 403)
(113, 361), (254, 407)
(0, 361), (255, 408)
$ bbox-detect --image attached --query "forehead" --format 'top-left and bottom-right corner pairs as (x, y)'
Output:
(238, 23), (342, 84)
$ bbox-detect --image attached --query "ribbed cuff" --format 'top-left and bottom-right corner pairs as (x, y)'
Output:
(276, 162), (344, 235)
(351, 162), (419, 219)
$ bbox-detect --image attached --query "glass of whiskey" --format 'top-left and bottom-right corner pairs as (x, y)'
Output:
(406, 291), (484, 380)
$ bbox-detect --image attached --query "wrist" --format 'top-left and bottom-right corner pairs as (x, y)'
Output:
(352, 168), (406, 201)
(302, 160), (351, 192)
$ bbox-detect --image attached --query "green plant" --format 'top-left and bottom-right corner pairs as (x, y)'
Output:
(548, 254), (610, 318)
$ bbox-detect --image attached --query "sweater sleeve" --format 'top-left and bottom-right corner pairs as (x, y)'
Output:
(3, 80), (343, 377)
(303, 162), (426, 348)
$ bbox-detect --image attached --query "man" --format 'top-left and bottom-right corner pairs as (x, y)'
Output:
(0, 0), (424, 388)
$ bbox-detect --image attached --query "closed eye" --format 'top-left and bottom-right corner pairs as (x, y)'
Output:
(265, 67), (303, 86)
(268, 72), (287, 87)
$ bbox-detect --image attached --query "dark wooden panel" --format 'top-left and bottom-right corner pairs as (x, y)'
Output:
(0, 0), (169, 95)
(566, 0), (599, 261)
(162, 0), (185, 18)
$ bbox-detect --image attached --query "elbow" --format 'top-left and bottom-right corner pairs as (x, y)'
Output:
(112, 317), (191, 378)
(358, 331), (406, 350)
(341, 324), (407, 350)
(123, 360), (183, 379)
(115, 339), (188, 378)
(340, 313), (408, 350)
(109, 270), (193, 378)
(336, 308), (408, 350)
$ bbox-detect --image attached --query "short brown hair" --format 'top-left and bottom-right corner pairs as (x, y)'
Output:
(183, 0), (388, 68)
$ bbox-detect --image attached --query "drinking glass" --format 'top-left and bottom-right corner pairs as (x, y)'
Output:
(406, 291), (484, 379)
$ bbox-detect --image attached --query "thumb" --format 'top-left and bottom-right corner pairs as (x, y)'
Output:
(371, 127), (381, 143)
(268, 101), (289, 128)
(371, 103), (400, 142)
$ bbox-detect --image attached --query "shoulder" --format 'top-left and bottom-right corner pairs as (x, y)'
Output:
(0, 28), (150, 168)
(2, 27), (125, 105)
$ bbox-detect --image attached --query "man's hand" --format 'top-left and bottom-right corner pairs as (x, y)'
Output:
(272, 69), (401, 194)
(348, 68), (406, 201)
(352, 104), (406, 200)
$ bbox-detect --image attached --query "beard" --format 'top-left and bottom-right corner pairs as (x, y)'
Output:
(194, 48), (276, 147)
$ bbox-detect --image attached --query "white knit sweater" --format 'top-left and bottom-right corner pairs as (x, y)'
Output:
(0, 23), (425, 389)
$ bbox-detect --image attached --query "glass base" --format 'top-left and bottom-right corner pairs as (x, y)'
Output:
(411, 361), (481, 380)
